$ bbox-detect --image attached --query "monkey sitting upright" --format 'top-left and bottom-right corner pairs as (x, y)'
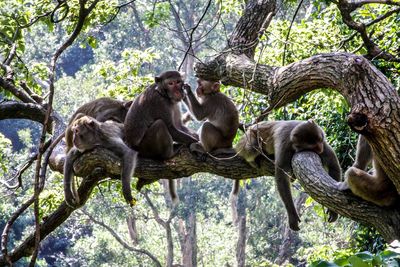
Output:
(235, 120), (342, 231)
(183, 78), (239, 155)
(64, 114), (138, 207)
(65, 97), (132, 152)
(124, 70), (199, 204)
(339, 135), (398, 206)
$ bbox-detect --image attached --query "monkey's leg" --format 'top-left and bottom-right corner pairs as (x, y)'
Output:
(346, 166), (397, 206)
(121, 148), (139, 206)
(275, 167), (301, 231)
(199, 122), (226, 152)
(138, 119), (174, 159)
(138, 120), (179, 204)
(63, 148), (82, 207)
(353, 136), (373, 170)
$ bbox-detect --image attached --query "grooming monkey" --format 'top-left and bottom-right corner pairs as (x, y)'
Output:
(64, 114), (138, 207)
(339, 135), (398, 206)
(183, 78), (239, 155)
(65, 97), (132, 152)
(235, 120), (342, 231)
(124, 70), (198, 203)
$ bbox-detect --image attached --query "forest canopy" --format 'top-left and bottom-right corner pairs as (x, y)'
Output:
(0, 0), (399, 266)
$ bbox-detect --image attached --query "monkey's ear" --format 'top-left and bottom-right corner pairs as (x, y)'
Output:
(155, 76), (162, 83)
(86, 119), (98, 130)
(307, 119), (316, 124)
(212, 82), (221, 92)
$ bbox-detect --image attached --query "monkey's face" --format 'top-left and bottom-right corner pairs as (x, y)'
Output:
(164, 77), (185, 102)
(196, 79), (220, 96)
(71, 117), (98, 152)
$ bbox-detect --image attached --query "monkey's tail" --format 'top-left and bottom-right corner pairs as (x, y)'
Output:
(169, 179), (180, 206)
(229, 180), (240, 226)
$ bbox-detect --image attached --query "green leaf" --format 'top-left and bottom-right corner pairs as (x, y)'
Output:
(348, 256), (371, 267)
(310, 260), (340, 267)
(87, 35), (97, 48)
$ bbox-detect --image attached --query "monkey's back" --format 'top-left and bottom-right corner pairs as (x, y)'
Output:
(204, 92), (239, 139)
(70, 97), (128, 123)
(124, 85), (174, 148)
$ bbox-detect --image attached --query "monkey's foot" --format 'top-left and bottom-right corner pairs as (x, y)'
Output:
(337, 181), (350, 191)
(288, 213), (301, 231)
(189, 143), (208, 161)
(345, 167), (364, 177)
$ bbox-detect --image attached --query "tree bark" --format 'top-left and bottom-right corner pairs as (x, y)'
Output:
(2, 0), (400, 264)
(292, 152), (400, 242)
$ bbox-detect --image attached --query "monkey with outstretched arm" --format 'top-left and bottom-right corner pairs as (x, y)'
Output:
(64, 114), (138, 207)
(183, 78), (239, 155)
(124, 71), (198, 204)
(235, 120), (342, 231)
(339, 135), (398, 206)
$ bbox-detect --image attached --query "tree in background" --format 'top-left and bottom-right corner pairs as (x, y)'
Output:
(0, 0), (399, 265)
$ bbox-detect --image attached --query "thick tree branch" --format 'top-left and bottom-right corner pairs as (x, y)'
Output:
(292, 152), (400, 242)
(0, 77), (39, 104)
(196, 52), (400, 189)
(0, 101), (52, 132)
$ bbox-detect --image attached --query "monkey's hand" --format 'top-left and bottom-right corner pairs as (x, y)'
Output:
(327, 209), (338, 223)
(288, 212), (301, 231)
(183, 83), (191, 92)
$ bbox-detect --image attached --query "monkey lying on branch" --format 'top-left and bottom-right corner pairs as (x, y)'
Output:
(235, 120), (342, 231)
(64, 114), (138, 207)
(65, 97), (132, 153)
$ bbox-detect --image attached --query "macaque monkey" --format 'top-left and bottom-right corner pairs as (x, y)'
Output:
(64, 115), (138, 207)
(65, 97), (132, 152)
(124, 71), (198, 204)
(339, 135), (398, 206)
(183, 78), (239, 155)
(235, 120), (342, 231)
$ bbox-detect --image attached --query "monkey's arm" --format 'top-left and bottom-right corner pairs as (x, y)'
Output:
(184, 87), (208, 120)
(63, 148), (82, 207)
(321, 143), (342, 182)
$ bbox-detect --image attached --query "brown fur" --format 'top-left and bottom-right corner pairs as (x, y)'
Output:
(340, 135), (398, 206)
(183, 78), (239, 154)
(124, 71), (198, 204)
(64, 115), (137, 207)
(236, 120), (342, 231)
(65, 97), (132, 152)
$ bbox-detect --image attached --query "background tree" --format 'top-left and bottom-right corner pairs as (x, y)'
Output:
(0, 0), (399, 265)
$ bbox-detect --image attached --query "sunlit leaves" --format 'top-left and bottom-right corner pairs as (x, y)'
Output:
(143, 2), (170, 28)
(94, 48), (159, 97)
(0, 133), (12, 175)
